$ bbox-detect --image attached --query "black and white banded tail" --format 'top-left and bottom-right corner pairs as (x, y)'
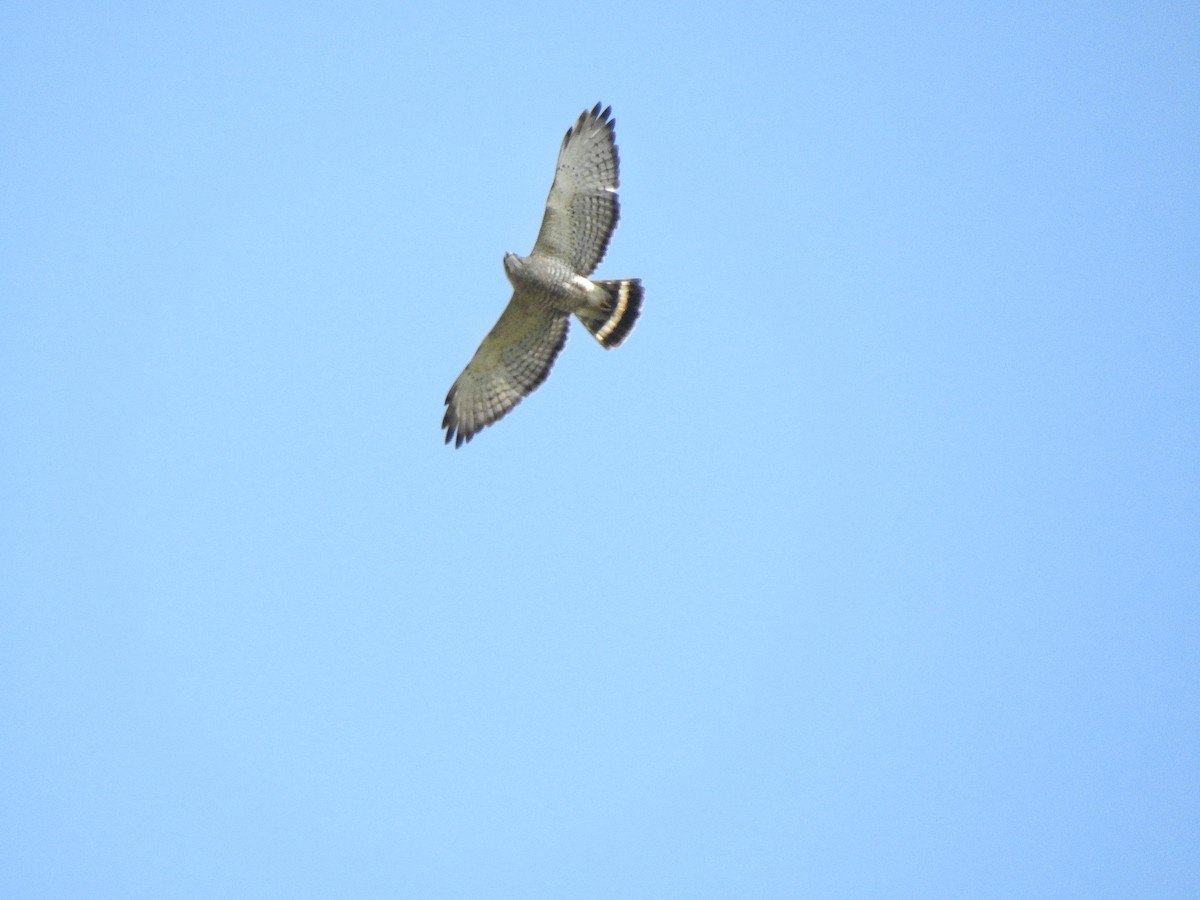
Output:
(577, 279), (643, 349)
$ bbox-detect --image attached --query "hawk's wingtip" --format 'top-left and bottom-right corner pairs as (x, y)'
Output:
(443, 419), (473, 448)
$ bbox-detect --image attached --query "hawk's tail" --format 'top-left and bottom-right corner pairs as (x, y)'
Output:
(577, 279), (643, 349)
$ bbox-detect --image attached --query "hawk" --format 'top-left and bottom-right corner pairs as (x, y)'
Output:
(442, 103), (643, 447)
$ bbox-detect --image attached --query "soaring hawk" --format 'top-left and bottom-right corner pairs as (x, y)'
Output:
(442, 103), (643, 447)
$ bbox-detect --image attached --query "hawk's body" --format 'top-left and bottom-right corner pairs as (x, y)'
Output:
(442, 104), (642, 447)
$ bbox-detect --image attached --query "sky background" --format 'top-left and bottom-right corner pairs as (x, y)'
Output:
(2, 2), (1197, 897)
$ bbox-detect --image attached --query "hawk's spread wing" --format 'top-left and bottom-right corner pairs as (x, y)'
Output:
(442, 295), (570, 447)
(531, 103), (620, 276)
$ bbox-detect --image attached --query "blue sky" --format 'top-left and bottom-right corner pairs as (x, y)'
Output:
(2, 2), (1197, 897)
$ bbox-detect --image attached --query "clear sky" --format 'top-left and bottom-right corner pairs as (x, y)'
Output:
(2, 2), (1197, 897)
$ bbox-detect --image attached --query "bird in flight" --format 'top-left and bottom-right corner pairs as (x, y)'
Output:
(442, 103), (643, 447)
